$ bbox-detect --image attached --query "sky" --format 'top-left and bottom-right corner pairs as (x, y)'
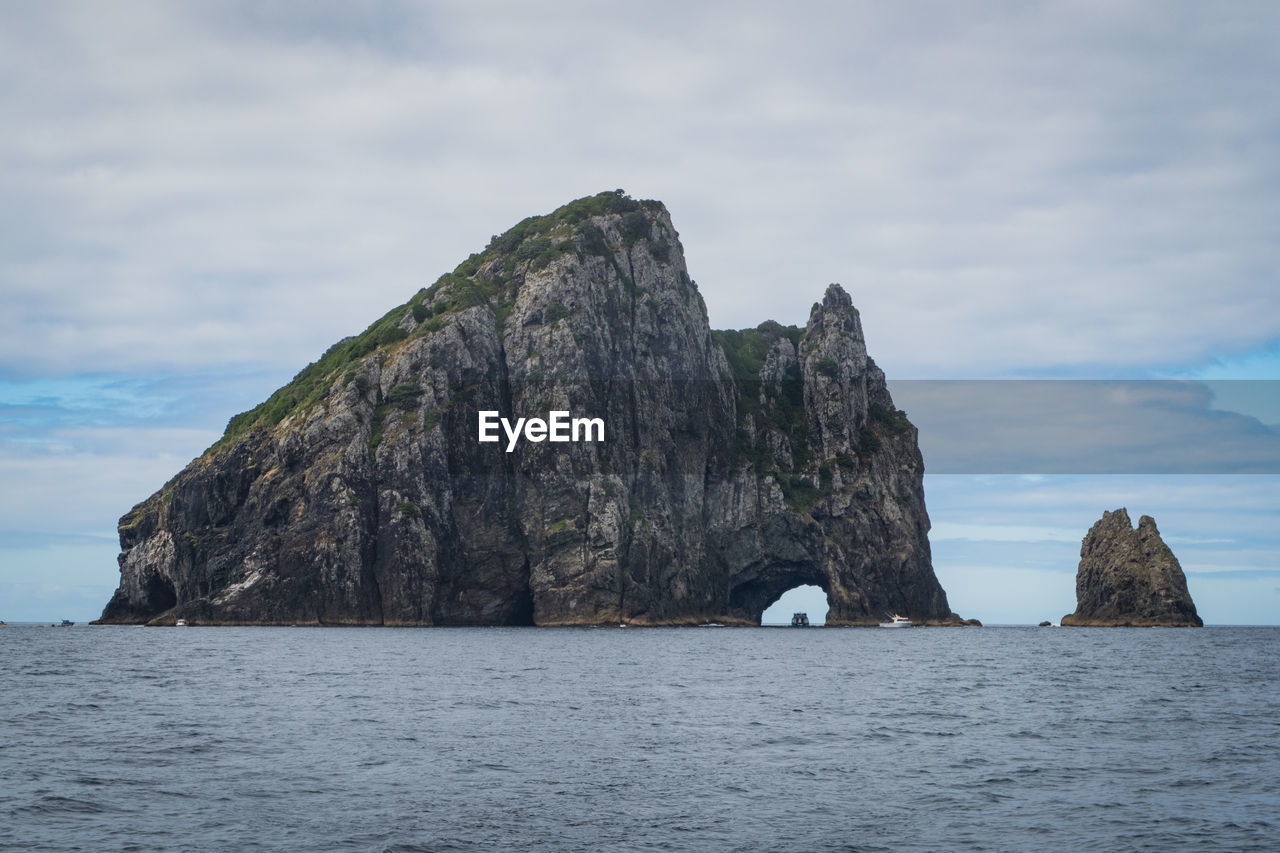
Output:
(2, 1), (1278, 624)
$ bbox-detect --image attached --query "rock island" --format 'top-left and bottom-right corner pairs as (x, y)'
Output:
(1062, 508), (1202, 627)
(97, 191), (966, 627)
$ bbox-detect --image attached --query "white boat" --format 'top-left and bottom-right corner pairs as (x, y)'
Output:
(175, 619), (188, 627)
(879, 614), (912, 628)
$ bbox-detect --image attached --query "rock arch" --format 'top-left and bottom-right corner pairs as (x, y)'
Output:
(729, 563), (830, 625)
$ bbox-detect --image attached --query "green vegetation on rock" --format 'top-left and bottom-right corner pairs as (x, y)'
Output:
(212, 303), (412, 453)
(367, 401), (390, 456)
(207, 190), (664, 457)
(779, 474), (820, 514)
(813, 357), (839, 379)
(714, 322), (814, 500)
(712, 320), (918, 515)
(869, 401), (913, 434)
(714, 321), (803, 381)
(387, 383), (423, 412)
(542, 302), (570, 325)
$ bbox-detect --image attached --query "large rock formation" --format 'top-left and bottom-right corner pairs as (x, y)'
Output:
(1062, 508), (1202, 627)
(96, 191), (963, 627)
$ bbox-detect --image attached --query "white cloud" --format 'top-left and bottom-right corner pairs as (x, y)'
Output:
(2, 1), (1278, 379)
(891, 380), (1280, 473)
(930, 523), (1081, 543)
(931, 565), (1076, 626)
(0, 426), (218, 535)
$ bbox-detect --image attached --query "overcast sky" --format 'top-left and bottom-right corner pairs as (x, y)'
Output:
(3, 1), (1278, 623)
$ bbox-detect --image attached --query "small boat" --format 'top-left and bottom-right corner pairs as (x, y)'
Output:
(52, 619), (75, 627)
(791, 612), (810, 627)
(879, 615), (912, 628)
(175, 619), (188, 627)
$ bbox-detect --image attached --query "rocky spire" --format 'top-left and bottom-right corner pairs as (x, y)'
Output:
(1062, 508), (1202, 627)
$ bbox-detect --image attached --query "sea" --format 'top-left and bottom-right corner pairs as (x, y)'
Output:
(3, 624), (1277, 852)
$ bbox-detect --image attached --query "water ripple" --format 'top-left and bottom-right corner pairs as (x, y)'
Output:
(1, 625), (1277, 851)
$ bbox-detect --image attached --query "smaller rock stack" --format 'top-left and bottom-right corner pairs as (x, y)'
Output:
(1062, 508), (1202, 627)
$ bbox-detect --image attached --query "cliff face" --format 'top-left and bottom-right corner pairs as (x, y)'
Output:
(97, 191), (959, 627)
(1062, 508), (1202, 627)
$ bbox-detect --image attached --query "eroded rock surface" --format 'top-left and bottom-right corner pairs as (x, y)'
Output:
(1062, 508), (1202, 627)
(97, 192), (962, 627)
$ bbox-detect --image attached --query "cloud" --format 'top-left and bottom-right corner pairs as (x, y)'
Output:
(891, 380), (1280, 473)
(0, 531), (117, 549)
(1, 1), (1278, 380)
(1185, 569), (1280, 580)
(931, 565), (1076, 625)
(0, 579), (119, 622)
(0, 425), (219, 536)
(929, 523), (1082, 543)
(0, 370), (292, 435)
(924, 472), (1280, 535)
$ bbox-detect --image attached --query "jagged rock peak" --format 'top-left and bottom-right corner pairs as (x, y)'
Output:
(1062, 508), (1202, 627)
(95, 191), (964, 628)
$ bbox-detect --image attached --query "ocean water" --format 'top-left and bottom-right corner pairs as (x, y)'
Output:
(2, 625), (1277, 852)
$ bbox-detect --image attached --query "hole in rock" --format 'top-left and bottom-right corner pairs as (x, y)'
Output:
(761, 584), (829, 626)
(505, 584), (535, 626)
(143, 573), (178, 615)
